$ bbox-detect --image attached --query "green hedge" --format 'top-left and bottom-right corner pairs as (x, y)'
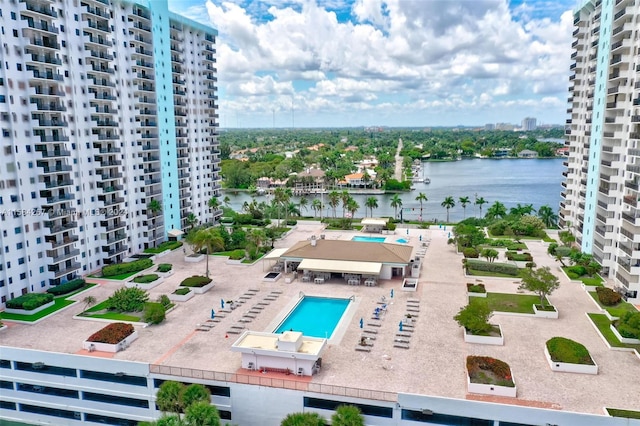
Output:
(180, 275), (212, 288)
(229, 249), (245, 260)
(102, 258), (153, 277)
(505, 251), (533, 262)
(173, 287), (191, 295)
(466, 283), (486, 293)
(157, 263), (172, 273)
(47, 279), (86, 296)
(133, 274), (160, 284)
(6, 293), (54, 310)
(546, 337), (594, 365)
(616, 312), (640, 339)
(466, 259), (519, 276)
(144, 241), (183, 253)
(462, 247), (479, 258)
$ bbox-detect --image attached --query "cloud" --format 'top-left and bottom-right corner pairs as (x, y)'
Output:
(189, 0), (574, 126)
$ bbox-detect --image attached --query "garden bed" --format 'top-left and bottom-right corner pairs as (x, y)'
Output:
(464, 324), (504, 346)
(484, 292), (550, 315)
(545, 337), (597, 374)
(533, 304), (558, 319)
(1, 285), (96, 323)
(125, 275), (164, 290)
(144, 241), (183, 254)
(466, 283), (486, 298)
(610, 324), (640, 345)
(606, 408), (640, 420)
(5, 300), (55, 315)
(466, 356), (516, 397)
(587, 290), (637, 320)
(586, 314), (640, 351)
(83, 323), (138, 353)
(179, 276), (214, 294)
(184, 253), (204, 263)
(169, 288), (194, 302)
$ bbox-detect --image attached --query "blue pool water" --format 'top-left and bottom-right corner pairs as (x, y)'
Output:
(275, 296), (351, 338)
(396, 238), (408, 243)
(352, 236), (386, 243)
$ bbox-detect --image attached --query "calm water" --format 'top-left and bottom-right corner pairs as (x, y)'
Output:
(225, 158), (565, 223)
(275, 296), (350, 338)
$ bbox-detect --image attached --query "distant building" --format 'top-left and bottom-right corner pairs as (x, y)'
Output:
(517, 149), (538, 158)
(522, 117), (537, 131)
(495, 123), (515, 131)
(485, 123), (496, 130)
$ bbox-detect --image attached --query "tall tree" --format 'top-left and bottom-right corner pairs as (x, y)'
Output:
(458, 196), (470, 219)
(207, 197), (220, 223)
(298, 196), (308, 217)
(441, 196), (455, 223)
(390, 194), (403, 220)
(340, 190), (350, 218)
(328, 190), (340, 218)
(346, 198), (359, 220)
(364, 197), (378, 217)
(185, 212), (198, 231)
(537, 205), (558, 228)
(475, 196), (487, 218)
(486, 201), (507, 220)
(311, 198), (323, 218)
(189, 227), (224, 278)
(415, 192), (428, 222)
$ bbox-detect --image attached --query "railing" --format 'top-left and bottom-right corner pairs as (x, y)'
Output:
(149, 364), (398, 402)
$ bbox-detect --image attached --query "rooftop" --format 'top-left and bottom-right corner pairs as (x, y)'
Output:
(1, 223), (639, 416)
(282, 239), (413, 264)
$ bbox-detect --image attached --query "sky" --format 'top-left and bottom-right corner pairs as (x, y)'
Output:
(167, 0), (579, 128)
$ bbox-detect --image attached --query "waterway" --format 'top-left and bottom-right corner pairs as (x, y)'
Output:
(223, 158), (565, 223)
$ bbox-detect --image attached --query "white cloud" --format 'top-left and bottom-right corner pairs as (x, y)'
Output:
(192, 0), (574, 126)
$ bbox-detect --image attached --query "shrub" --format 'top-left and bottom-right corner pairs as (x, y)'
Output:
(106, 287), (149, 312)
(465, 259), (519, 276)
(157, 241), (182, 251)
(6, 293), (54, 310)
(385, 222), (397, 231)
(466, 283), (486, 293)
(133, 274), (159, 284)
(285, 219), (297, 226)
(180, 275), (212, 288)
(157, 294), (171, 308)
(454, 299), (493, 334)
(555, 246), (573, 258)
(102, 258), (153, 277)
(505, 251), (533, 262)
(87, 322), (134, 344)
(47, 279), (86, 295)
(546, 337), (594, 365)
(143, 302), (166, 324)
(462, 247), (479, 258)
(567, 265), (587, 277)
(547, 242), (559, 255)
(157, 263), (173, 273)
(173, 287), (191, 296)
(228, 249), (246, 260)
(616, 312), (640, 339)
(596, 287), (622, 306)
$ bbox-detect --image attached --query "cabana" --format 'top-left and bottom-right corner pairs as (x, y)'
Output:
(361, 218), (388, 233)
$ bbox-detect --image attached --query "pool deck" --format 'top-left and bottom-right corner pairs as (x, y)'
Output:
(1, 221), (639, 415)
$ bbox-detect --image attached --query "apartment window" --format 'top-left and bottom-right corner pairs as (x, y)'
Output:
(16, 242), (22, 250)
(10, 12), (16, 20)
(12, 29), (18, 37)
(14, 227), (21, 235)
(19, 272), (25, 279)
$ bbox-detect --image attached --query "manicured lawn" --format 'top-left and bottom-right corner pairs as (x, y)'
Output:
(562, 267), (604, 286)
(242, 254), (265, 263)
(483, 292), (550, 314)
(212, 250), (237, 257)
(587, 291), (638, 318)
(587, 313), (640, 350)
(83, 299), (110, 313)
(0, 284), (97, 322)
(607, 408), (640, 419)
(80, 299), (143, 322)
(89, 270), (139, 280)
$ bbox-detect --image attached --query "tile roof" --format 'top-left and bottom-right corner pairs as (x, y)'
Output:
(282, 239), (413, 264)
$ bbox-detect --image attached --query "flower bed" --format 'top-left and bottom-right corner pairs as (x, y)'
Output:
(545, 337), (597, 374)
(464, 324), (504, 346)
(466, 356), (516, 397)
(180, 275), (214, 294)
(533, 304), (559, 319)
(466, 283), (487, 298)
(83, 323), (138, 353)
(5, 293), (55, 314)
(169, 287), (194, 302)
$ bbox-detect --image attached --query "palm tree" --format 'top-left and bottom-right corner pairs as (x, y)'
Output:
(340, 190), (350, 218)
(415, 192), (428, 222)
(328, 190), (340, 218)
(207, 196), (220, 223)
(83, 295), (96, 311)
(273, 187), (292, 223)
(361, 170), (372, 188)
(185, 212), (198, 231)
(486, 201), (507, 220)
(286, 202), (300, 218)
(331, 405), (365, 426)
(537, 205), (558, 228)
(509, 203), (536, 217)
(311, 199), (323, 218)
(458, 196), (470, 219)
(190, 227), (224, 278)
(365, 197), (378, 217)
(390, 194), (403, 220)
(281, 412), (325, 426)
(223, 195), (230, 207)
(441, 196), (455, 223)
(148, 199), (162, 216)
(346, 198), (359, 220)
(475, 196), (487, 218)
(298, 197), (308, 217)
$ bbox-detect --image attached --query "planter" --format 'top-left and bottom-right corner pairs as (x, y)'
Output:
(544, 346), (598, 374)
(184, 254), (203, 263)
(156, 269), (174, 278)
(468, 292), (487, 298)
(169, 289), (195, 302)
(402, 278), (418, 292)
(125, 276), (164, 290)
(83, 330), (138, 353)
(582, 283), (601, 293)
(464, 324), (504, 346)
(4, 300), (55, 315)
(155, 250), (171, 258)
(610, 324), (640, 345)
(533, 304), (559, 319)
(182, 281), (215, 295)
(467, 370), (516, 397)
(225, 258), (244, 265)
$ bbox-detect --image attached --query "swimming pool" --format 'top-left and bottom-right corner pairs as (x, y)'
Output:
(352, 236), (386, 243)
(275, 296), (351, 339)
(396, 238), (409, 243)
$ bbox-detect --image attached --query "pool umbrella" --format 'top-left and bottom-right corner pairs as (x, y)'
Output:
(221, 299), (225, 309)
(359, 318), (363, 328)
(399, 321), (403, 332)
(390, 289), (394, 298)
(211, 309), (215, 319)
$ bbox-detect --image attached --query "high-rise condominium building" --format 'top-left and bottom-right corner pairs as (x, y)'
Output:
(521, 117), (537, 131)
(561, 0), (639, 303)
(0, 0), (221, 307)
